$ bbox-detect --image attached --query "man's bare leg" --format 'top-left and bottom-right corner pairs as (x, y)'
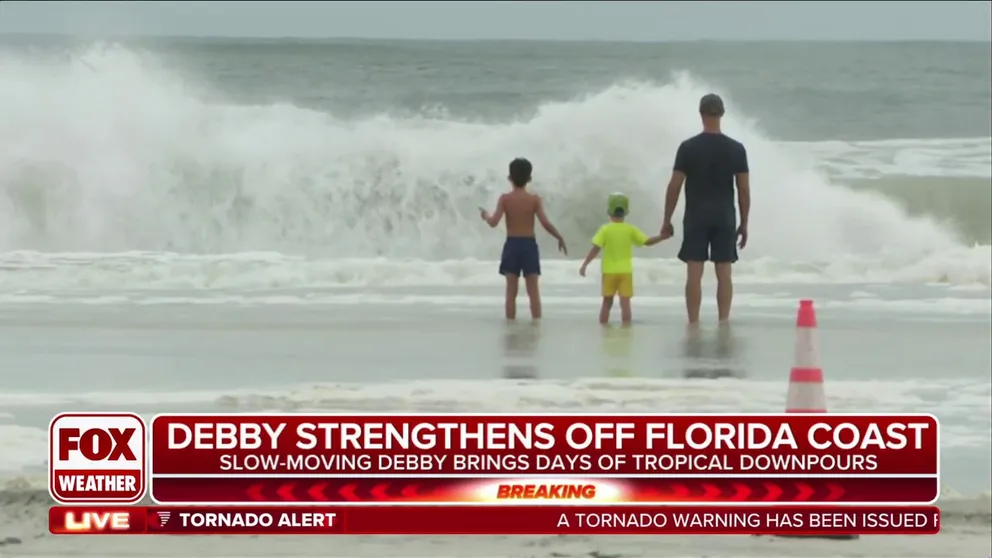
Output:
(524, 274), (541, 319)
(685, 262), (705, 324)
(504, 274), (519, 320)
(599, 297), (613, 324)
(714, 263), (733, 322)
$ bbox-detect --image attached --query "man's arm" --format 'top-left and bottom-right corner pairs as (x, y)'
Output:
(482, 196), (505, 228)
(736, 173), (750, 227)
(663, 143), (687, 227)
(735, 145), (750, 229)
(663, 173), (685, 225)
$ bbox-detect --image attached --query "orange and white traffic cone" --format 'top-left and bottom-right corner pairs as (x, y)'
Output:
(786, 299), (827, 413)
(777, 299), (858, 540)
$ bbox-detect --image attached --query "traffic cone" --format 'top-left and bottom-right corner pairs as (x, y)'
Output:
(777, 299), (858, 540)
(786, 300), (826, 413)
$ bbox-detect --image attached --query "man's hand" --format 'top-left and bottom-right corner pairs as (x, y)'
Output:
(478, 206), (489, 221)
(737, 224), (748, 249)
(660, 222), (675, 240)
(579, 263), (587, 277)
(557, 238), (568, 255)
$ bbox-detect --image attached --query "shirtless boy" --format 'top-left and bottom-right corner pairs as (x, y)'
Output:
(480, 158), (567, 320)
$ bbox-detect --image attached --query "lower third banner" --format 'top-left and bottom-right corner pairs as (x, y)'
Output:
(50, 505), (939, 535)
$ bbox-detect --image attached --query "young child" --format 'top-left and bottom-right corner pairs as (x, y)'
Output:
(480, 158), (567, 320)
(579, 193), (668, 325)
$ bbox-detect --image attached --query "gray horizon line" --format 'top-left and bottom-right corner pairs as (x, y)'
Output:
(1, 32), (989, 45)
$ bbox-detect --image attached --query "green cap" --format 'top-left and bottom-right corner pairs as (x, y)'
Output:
(608, 192), (629, 216)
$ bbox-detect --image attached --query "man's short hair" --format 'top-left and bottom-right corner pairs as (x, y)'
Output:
(509, 158), (532, 187)
(699, 93), (725, 117)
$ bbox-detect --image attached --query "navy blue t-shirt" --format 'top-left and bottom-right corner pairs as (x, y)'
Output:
(673, 132), (748, 228)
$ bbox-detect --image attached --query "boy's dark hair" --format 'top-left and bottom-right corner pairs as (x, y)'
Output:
(508, 158), (532, 188)
(612, 207), (625, 218)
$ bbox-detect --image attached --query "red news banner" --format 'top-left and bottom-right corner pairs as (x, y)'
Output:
(50, 505), (941, 535)
(146, 413), (938, 505)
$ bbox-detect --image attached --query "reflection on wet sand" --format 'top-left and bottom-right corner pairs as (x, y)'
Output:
(496, 319), (746, 381)
(500, 320), (541, 379)
(682, 323), (747, 379)
(602, 325), (635, 377)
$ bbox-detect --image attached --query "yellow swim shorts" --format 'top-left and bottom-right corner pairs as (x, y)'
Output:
(602, 273), (633, 298)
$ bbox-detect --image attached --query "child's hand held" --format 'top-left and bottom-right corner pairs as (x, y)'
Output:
(660, 222), (675, 240)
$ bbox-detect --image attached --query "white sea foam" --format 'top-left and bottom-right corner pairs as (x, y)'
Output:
(1, 251), (989, 294)
(784, 137), (992, 180)
(0, 47), (987, 267)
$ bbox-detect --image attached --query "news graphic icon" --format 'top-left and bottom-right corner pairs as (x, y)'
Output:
(156, 511), (172, 527)
(49, 413), (147, 504)
(48, 507), (143, 535)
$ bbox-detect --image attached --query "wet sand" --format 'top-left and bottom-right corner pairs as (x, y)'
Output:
(0, 292), (989, 556)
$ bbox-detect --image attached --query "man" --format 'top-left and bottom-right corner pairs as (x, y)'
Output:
(660, 93), (750, 325)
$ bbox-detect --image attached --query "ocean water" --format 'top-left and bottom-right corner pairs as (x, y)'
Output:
(0, 37), (990, 557)
(0, 39), (989, 267)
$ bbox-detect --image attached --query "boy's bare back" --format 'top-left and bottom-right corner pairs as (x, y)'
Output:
(499, 189), (542, 237)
